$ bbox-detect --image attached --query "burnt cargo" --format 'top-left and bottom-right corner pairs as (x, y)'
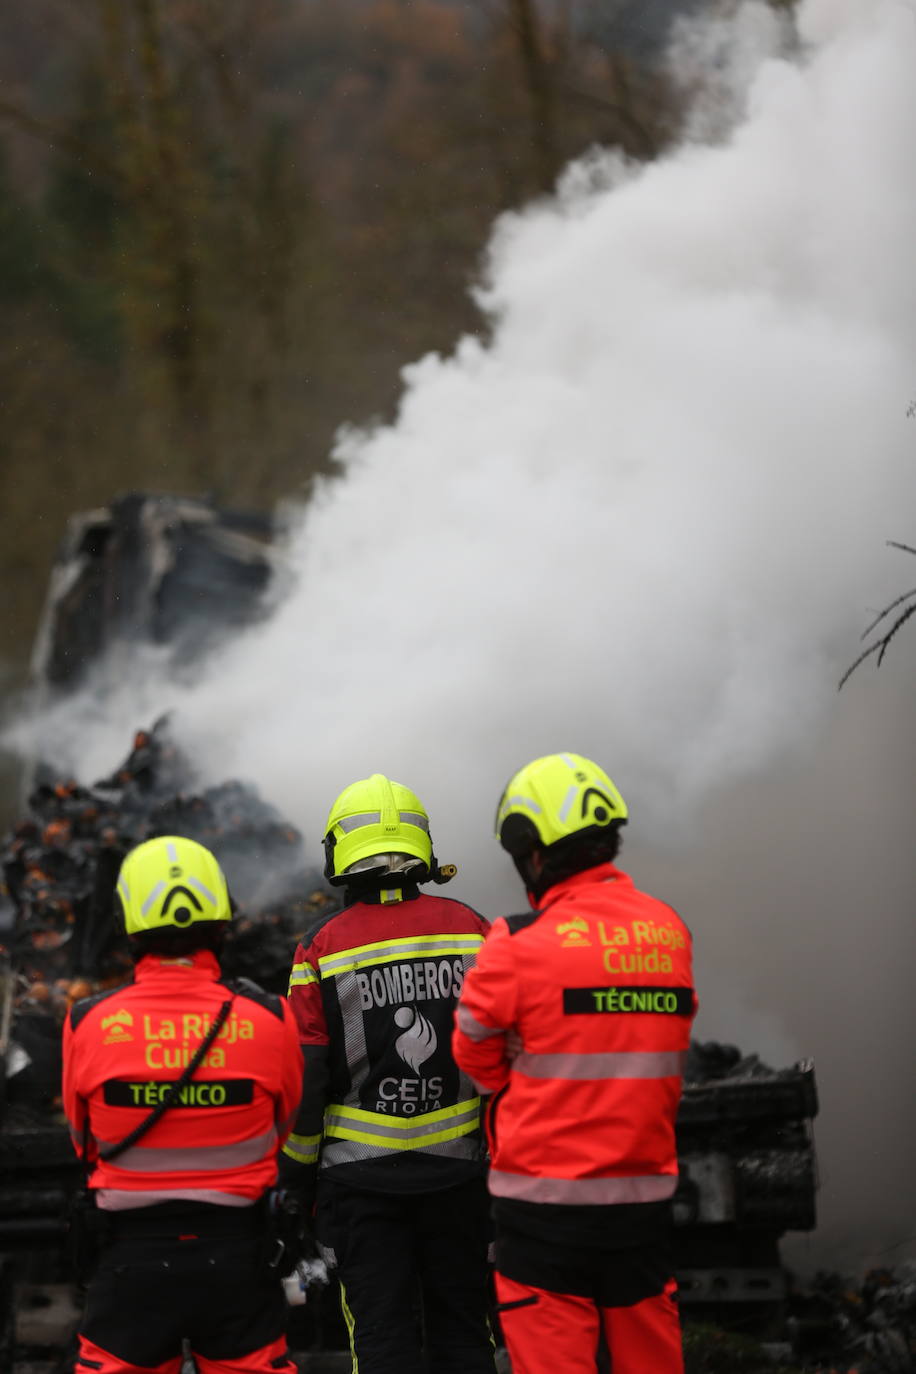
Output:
(29, 492), (277, 698)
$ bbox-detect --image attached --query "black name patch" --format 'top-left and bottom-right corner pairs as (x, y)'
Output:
(563, 986), (694, 1016)
(103, 1079), (254, 1108)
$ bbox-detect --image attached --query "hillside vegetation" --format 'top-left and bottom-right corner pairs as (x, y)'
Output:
(0, 0), (690, 681)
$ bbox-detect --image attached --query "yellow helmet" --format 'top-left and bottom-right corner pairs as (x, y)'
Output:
(495, 752), (628, 859)
(323, 774), (433, 886)
(116, 835), (231, 937)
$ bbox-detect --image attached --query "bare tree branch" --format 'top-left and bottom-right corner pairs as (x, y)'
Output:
(839, 543), (916, 689)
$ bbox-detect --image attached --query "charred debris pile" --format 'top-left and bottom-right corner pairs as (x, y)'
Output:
(783, 1263), (916, 1374)
(0, 717), (337, 1120)
(0, 722), (910, 1369)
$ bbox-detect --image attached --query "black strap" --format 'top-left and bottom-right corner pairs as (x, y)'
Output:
(86, 997), (235, 1165)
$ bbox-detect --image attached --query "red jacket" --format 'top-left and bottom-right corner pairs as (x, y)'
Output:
(62, 950), (303, 1209)
(452, 863), (696, 1206)
(283, 886), (489, 1194)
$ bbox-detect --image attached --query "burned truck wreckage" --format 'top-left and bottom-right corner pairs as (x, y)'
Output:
(0, 719), (821, 1366)
(29, 491), (277, 702)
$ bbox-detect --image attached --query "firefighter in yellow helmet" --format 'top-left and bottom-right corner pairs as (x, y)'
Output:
(62, 836), (303, 1374)
(454, 753), (698, 1374)
(280, 775), (496, 1374)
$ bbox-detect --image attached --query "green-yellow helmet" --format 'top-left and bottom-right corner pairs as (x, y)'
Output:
(495, 752), (628, 859)
(116, 835), (231, 937)
(322, 774), (433, 886)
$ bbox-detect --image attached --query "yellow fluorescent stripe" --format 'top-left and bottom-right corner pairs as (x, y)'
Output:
(319, 932), (482, 966)
(327, 1098), (480, 1129)
(332, 932), (481, 958)
(282, 1140), (320, 1163)
(288, 1132), (321, 1147)
(289, 968), (319, 987)
(319, 943), (482, 976)
(339, 1283), (358, 1372)
(327, 1120), (479, 1150)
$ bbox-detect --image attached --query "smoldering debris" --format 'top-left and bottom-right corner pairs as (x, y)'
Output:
(782, 1263), (916, 1374)
(0, 717), (337, 1115)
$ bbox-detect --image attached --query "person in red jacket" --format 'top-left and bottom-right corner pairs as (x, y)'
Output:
(62, 835), (303, 1374)
(453, 752), (697, 1374)
(280, 773), (496, 1374)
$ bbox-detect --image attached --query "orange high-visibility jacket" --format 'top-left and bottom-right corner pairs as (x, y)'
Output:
(62, 950), (303, 1208)
(452, 863), (697, 1206)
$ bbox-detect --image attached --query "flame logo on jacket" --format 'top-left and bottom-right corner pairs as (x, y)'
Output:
(393, 1006), (437, 1072)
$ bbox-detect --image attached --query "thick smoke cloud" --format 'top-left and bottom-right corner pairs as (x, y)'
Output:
(6, 0), (916, 1269)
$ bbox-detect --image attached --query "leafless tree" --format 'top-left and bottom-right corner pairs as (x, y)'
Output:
(840, 541), (916, 689)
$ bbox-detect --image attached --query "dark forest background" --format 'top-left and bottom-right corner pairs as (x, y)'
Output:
(0, 0), (783, 689)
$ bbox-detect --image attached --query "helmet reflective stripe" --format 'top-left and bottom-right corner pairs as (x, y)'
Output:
(336, 810), (429, 834)
(140, 881), (167, 917)
(336, 812), (382, 832)
(557, 785), (578, 824)
(399, 812), (429, 831)
(188, 876), (218, 906)
(166, 841), (180, 863)
(500, 794), (541, 818)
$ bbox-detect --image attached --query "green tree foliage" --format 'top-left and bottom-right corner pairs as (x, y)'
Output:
(0, 0), (682, 680)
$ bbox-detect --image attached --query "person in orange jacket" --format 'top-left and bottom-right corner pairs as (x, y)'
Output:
(453, 752), (697, 1374)
(62, 835), (303, 1374)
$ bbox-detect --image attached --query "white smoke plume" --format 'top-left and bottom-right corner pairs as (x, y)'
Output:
(5, 0), (916, 1270)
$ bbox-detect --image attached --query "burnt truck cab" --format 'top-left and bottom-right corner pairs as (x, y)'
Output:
(674, 1043), (819, 1335)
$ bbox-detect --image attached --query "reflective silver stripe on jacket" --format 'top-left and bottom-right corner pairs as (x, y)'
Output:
(335, 810), (429, 833)
(95, 1189), (257, 1211)
(456, 1004), (505, 1042)
(488, 1170), (678, 1205)
(512, 1049), (686, 1080)
(321, 1135), (482, 1168)
(97, 1126), (278, 1174)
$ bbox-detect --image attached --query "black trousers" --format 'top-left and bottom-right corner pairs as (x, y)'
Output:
(77, 1203), (295, 1374)
(317, 1175), (496, 1374)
